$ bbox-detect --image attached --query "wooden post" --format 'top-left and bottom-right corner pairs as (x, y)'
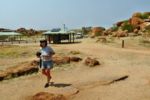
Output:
(69, 33), (71, 43)
(2, 41), (4, 45)
(73, 33), (75, 43)
(11, 40), (13, 44)
(122, 40), (124, 48)
(19, 36), (21, 44)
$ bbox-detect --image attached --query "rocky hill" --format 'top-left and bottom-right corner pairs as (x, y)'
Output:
(104, 12), (150, 37)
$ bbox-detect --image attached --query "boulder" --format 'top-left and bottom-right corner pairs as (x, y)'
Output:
(84, 57), (100, 67)
(0, 60), (39, 81)
(52, 55), (82, 65)
(129, 17), (144, 27)
(52, 55), (70, 65)
(116, 21), (124, 27)
(112, 29), (128, 37)
(6, 61), (39, 78)
(140, 22), (150, 31)
(0, 71), (8, 81)
(133, 28), (139, 33)
(91, 27), (105, 36)
(30, 92), (66, 100)
(132, 12), (142, 18)
(70, 57), (82, 62)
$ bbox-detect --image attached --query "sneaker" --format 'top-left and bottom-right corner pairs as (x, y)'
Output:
(44, 83), (49, 88)
(50, 82), (54, 86)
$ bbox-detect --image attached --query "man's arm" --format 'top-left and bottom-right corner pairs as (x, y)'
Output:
(36, 51), (41, 58)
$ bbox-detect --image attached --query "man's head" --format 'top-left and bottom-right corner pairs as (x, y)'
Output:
(40, 40), (47, 47)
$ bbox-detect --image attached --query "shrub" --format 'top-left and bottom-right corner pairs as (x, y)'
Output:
(111, 25), (118, 31)
(121, 23), (134, 32)
(140, 13), (149, 19)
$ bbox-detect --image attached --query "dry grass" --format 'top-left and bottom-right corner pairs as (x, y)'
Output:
(0, 45), (39, 70)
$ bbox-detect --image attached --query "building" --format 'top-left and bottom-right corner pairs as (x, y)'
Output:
(43, 30), (76, 44)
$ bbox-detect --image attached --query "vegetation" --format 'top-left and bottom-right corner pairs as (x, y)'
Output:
(121, 22), (134, 32)
(82, 27), (92, 35)
(140, 13), (150, 19)
(0, 45), (38, 58)
(111, 25), (119, 31)
(0, 36), (9, 41)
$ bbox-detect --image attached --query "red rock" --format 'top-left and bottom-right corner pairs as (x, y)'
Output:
(130, 17), (144, 27)
(70, 57), (82, 62)
(0, 71), (8, 81)
(91, 27), (105, 36)
(52, 55), (70, 65)
(84, 57), (100, 67)
(0, 61), (39, 81)
(30, 92), (66, 100)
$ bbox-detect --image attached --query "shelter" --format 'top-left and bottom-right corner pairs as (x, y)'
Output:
(43, 30), (76, 44)
(0, 32), (22, 42)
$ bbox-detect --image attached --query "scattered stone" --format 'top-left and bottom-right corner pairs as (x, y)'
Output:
(84, 57), (100, 67)
(70, 57), (82, 62)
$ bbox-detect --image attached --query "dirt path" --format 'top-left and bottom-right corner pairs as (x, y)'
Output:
(0, 39), (150, 100)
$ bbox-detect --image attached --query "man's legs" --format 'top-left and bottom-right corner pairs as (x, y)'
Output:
(42, 69), (47, 76)
(42, 61), (53, 88)
(46, 69), (51, 83)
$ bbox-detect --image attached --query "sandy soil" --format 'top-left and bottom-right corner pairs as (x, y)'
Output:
(0, 38), (150, 100)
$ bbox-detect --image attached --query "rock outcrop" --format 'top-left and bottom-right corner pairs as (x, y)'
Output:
(91, 27), (105, 37)
(105, 12), (150, 37)
(52, 55), (82, 65)
(29, 92), (66, 100)
(0, 60), (39, 81)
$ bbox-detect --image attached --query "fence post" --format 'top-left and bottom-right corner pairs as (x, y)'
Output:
(11, 40), (13, 44)
(122, 40), (124, 48)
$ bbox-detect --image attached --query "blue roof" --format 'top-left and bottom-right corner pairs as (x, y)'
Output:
(0, 32), (21, 36)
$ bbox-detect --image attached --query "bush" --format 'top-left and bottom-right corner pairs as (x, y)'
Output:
(82, 27), (92, 35)
(140, 13), (149, 19)
(121, 23), (134, 32)
(0, 36), (9, 41)
(111, 25), (118, 31)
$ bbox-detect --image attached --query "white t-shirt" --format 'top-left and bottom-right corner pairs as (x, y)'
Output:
(40, 46), (55, 61)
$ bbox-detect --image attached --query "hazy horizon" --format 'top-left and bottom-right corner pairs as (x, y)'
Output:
(0, 0), (150, 30)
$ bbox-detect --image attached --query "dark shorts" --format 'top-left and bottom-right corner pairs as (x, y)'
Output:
(42, 60), (53, 69)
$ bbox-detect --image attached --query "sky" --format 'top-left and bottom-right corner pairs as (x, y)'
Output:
(0, 0), (150, 30)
